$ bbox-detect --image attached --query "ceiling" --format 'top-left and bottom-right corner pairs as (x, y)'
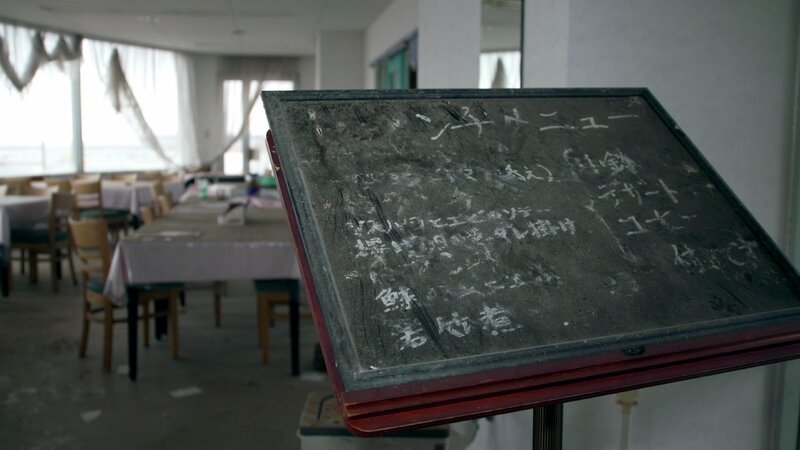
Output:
(0, 0), (395, 56)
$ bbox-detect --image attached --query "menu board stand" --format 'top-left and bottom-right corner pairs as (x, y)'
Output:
(262, 88), (800, 436)
(533, 404), (563, 449)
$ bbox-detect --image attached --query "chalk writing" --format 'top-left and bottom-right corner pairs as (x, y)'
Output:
(376, 287), (416, 312)
(504, 108), (529, 126)
(618, 216), (648, 236)
(392, 320), (428, 350)
(499, 164), (555, 183)
(479, 304), (523, 336)
(563, 148), (638, 178)
(671, 238), (760, 273)
(580, 117), (609, 129)
(437, 312), (472, 337)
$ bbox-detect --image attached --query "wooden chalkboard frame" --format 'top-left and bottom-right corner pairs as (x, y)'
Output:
(263, 88), (800, 435)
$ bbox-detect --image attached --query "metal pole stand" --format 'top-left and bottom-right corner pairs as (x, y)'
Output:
(533, 403), (563, 450)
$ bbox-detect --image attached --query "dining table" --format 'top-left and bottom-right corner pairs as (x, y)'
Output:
(0, 195), (50, 296)
(101, 180), (184, 214)
(104, 197), (301, 380)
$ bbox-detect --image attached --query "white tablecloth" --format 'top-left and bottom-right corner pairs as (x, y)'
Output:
(0, 196), (50, 264)
(104, 200), (300, 304)
(102, 181), (184, 214)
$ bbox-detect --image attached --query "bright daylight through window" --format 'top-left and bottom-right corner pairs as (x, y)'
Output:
(0, 24), (187, 177)
(0, 28), (75, 177)
(223, 79), (294, 175)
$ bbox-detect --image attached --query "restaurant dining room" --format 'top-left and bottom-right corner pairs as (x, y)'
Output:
(3, 1), (800, 450)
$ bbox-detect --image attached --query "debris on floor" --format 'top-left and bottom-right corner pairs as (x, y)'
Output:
(80, 410), (102, 424)
(170, 386), (203, 399)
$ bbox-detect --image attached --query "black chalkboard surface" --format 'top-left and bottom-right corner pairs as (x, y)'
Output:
(262, 89), (800, 434)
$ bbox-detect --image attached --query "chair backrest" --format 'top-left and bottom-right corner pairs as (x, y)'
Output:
(157, 195), (172, 215)
(73, 173), (101, 183)
(150, 181), (166, 215)
(139, 205), (155, 225)
(163, 173), (183, 184)
(71, 180), (104, 215)
(44, 178), (72, 193)
(139, 171), (163, 182)
(49, 193), (76, 242)
(0, 185), (7, 196)
(110, 173), (138, 182)
(2, 177), (32, 195)
(21, 185), (58, 196)
(68, 218), (112, 283)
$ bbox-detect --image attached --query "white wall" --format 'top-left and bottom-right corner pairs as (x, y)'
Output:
(567, 0), (799, 245)
(525, 0), (800, 245)
(417, 0), (481, 88)
(315, 31), (365, 90)
(362, 0), (482, 89)
(522, 0), (569, 87)
(511, 1), (800, 449)
(364, 0), (419, 89)
(297, 56), (316, 91)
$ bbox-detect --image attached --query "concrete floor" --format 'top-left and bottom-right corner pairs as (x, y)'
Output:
(0, 263), (330, 449)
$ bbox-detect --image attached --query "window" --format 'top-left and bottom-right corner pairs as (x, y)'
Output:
(80, 41), (182, 173)
(223, 79), (294, 175)
(479, 51), (521, 89)
(0, 31), (76, 176)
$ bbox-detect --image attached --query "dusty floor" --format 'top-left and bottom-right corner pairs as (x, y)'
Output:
(0, 263), (330, 449)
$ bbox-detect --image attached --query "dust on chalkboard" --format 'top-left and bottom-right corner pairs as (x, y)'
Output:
(278, 95), (794, 371)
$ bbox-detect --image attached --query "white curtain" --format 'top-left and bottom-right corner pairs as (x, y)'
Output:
(175, 53), (200, 168)
(479, 51), (521, 89)
(0, 23), (81, 92)
(84, 39), (199, 170)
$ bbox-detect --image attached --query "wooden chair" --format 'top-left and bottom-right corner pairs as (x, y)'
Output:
(254, 279), (312, 364)
(149, 181), (166, 216)
(44, 178), (72, 193)
(139, 172), (163, 182)
(2, 177), (32, 195)
(72, 173), (101, 183)
(139, 206), (156, 225)
(10, 192), (78, 292)
(109, 173), (138, 182)
(69, 218), (181, 372)
(157, 194), (172, 216)
(71, 180), (130, 237)
(163, 173), (183, 184)
(20, 185), (58, 196)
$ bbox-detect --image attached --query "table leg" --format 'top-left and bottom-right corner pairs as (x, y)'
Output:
(289, 280), (299, 376)
(155, 299), (168, 339)
(55, 249), (63, 280)
(1, 263), (9, 297)
(127, 287), (139, 381)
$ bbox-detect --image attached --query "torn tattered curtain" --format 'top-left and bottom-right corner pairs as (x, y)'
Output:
(106, 49), (179, 169)
(0, 29), (81, 92)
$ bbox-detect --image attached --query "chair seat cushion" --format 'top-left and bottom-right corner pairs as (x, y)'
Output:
(254, 279), (298, 293)
(86, 278), (106, 294)
(11, 224), (69, 244)
(80, 209), (130, 220)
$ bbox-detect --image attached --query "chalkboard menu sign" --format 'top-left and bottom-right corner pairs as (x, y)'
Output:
(262, 89), (800, 435)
